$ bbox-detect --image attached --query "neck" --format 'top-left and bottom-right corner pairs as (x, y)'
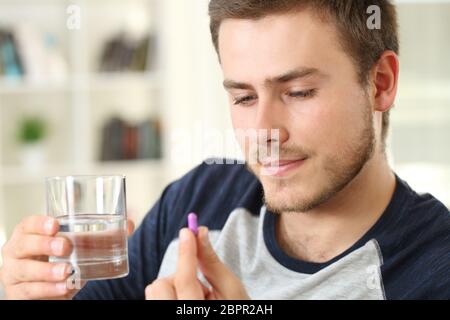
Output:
(276, 150), (396, 263)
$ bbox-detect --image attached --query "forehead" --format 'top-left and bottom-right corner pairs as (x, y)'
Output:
(217, 10), (352, 83)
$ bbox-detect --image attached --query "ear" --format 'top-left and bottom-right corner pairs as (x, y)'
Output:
(370, 51), (399, 113)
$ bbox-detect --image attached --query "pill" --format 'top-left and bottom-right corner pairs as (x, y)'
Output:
(187, 212), (198, 235)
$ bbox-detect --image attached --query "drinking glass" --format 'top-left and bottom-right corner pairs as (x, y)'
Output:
(45, 175), (128, 281)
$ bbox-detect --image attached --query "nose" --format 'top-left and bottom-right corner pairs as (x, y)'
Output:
(255, 95), (289, 146)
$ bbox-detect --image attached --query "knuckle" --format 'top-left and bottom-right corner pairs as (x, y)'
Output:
(1, 260), (22, 285)
(18, 217), (31, 234)
(12, 239), (26, 257)
(13, 264), (29, 283)
(173, 274), (192, 289)
(145, 278), (170, 298)
(9, 235), (50, 259)
(152, 278), (168, 289)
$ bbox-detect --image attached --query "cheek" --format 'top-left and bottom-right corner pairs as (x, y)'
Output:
(230, 105), (259, 132)
(230, 107), (242, 129)
(230, 107), (253, 154)
(286, 100), (335, 148)
(292, 94), (364, 156)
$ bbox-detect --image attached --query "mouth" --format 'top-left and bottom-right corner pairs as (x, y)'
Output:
(260, 158), (308, 177)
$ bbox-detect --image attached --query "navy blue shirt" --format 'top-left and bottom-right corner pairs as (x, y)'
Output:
(74, 161), (450, 300)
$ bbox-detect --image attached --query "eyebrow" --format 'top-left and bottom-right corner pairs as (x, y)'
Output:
(223, 67), (326, 90)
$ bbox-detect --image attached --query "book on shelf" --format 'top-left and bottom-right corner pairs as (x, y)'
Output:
(0, 24), (68, 82)
(99, 33), (155, 73)
(100, 116), (162, 162)
(0, 29), (24, 79)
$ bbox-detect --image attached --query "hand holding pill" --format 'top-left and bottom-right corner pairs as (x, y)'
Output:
(144, 212), (250, 300)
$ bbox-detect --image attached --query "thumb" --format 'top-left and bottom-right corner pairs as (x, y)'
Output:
(197, 227), (249, 299)
(175, 228), (203, 299)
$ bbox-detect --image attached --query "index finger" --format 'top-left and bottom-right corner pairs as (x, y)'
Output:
(174, 228), (202, 299)
(17, 216), (59, 236)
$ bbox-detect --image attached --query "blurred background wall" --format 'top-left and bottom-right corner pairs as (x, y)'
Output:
(0, 0), (449, 263)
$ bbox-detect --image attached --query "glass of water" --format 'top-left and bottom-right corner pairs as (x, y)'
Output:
(45, 175), (129, 281)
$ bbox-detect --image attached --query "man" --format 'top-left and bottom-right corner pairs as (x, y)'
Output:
(1, 0), (449, 300)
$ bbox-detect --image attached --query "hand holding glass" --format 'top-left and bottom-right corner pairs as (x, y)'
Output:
(46, 175), (129, 281)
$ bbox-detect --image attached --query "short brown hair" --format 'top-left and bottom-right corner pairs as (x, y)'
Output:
(209, 0), (399, 142)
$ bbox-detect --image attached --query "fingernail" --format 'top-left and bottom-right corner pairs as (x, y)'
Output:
(52, 264), (68, 278)
(51, 239), (64, 255)
(179, 229), (189, 243)
(44, 219), (55, 234)
(56, 282), (67, 293)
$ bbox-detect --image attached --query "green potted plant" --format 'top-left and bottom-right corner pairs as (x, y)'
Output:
(17, 116), (48, 171)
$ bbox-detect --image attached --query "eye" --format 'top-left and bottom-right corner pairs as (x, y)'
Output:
(287, 89), (316, 99)
(233, 95), (257, 106)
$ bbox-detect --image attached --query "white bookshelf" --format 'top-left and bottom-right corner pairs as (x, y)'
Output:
(0, 0), (172, 244)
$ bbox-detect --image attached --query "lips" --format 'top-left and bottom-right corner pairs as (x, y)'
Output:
(260, 158), (308, 177)
(261, 159), (304, 167)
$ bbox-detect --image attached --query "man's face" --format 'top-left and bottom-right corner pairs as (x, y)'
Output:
(219, 10), (376, 213)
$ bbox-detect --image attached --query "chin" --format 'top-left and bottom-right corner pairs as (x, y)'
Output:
(262, 169), (337, 213)
(263, 181), (313, 212)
